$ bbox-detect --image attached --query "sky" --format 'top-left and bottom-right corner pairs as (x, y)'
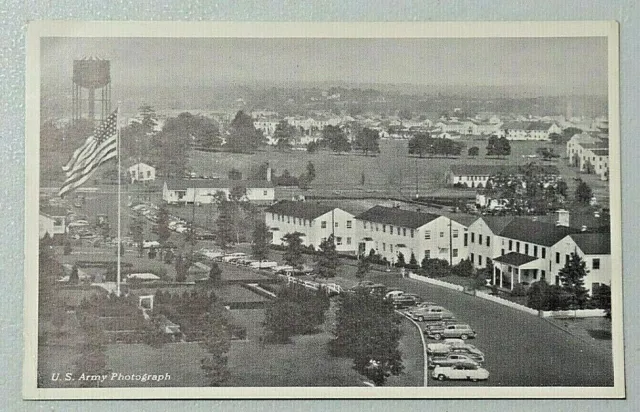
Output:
(41, 37), (608, 96)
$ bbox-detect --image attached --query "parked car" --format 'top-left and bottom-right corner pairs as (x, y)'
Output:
(428, 353), (478, 369)
(446, 346), (485, 363)
(384, 290), (405, 300)
(426, 323), (476, 340)
(407, 305), (455, 322)
(432, 364), (489, 382)
(389, 294), (421, 309)
(222, 253), (247, 262)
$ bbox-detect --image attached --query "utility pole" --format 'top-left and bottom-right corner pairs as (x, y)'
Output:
(449, 218), (453, 266)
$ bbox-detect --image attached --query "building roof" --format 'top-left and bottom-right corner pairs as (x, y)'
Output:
(165, 179), (273, 190)
(569, 233), (611, 255)
(40, 206), (68, 217)
(449, 164), (559, 177)
(498, 217), (581, 246)
(502, 121), (555, 131)
(477, 216), (516, 234)
(494, 252), (539, 266)
(355, 205), (440, 229)
(266, 201), (344, 220)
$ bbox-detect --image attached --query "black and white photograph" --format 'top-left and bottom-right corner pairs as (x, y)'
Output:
(23, 21), (623, 399)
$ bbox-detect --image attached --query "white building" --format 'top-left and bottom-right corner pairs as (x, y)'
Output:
(128, 162), (156, 183)
(265, 201), (356, 253)
(253, 117), (281, 137)
(163, 179), (275, 205)
(446, 164), (560, 188)
(355, 206), (469, 265)
(500, 121), (562, 141)
(39, 206), (68, 239)
(566, 133), (609, 180)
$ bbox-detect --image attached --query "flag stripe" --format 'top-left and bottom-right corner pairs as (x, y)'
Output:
(65, 134), (116, 178)
(58, 149), (117, 197)
(58, 110), (119, 197)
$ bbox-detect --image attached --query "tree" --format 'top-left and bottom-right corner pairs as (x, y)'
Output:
(408, 133), (430, 158)
(487, 135), (510, 157)
(200, 310), (231, 386)
(249, 162), (270, 181)
(468, 146), (479, 157)
(69, 264), (80, 284)
(315, 235), (339, 278)
(407, 252), (419, 270)
(216, 201), (237, 249)
(354, 127), (380, 156)
(548, 133), (563, 145)
(527, 280), (550, 310)
(208, 262), (223, 286)
(228, 168), (242, 180)
(323, 125), (351, 154)
(228, 184), (247, 202)
(156, 204), (171, 245)
(251, 221), (271, 262)
(306, 141), (320, 153)
(282, 232), (306, 270)
(330, 291), (403, 386)
(274, 120), (296, 151)
(130, 215), (146, 257)
(591, 284), (611, 319)
(395, 252), (406, 268)
(74, 314), (107, 387)
(556, 180), (568, 197)
(451, 258), (474, 278)
(175, 254), (188, 282)
(421, 258), (450, 277)
(306, 161), (316, 182)
(356, 255), (371, 281)
(63, 240), (72, 256)
(558, 253), (590, 309)
(226, 110), (265, 152)
(575, 180), (593, 204)
(562, 127), (583, 141)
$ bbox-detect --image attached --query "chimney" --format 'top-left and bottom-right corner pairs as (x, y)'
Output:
(266, 167), (272, 182)
(556, 209), (570, 227)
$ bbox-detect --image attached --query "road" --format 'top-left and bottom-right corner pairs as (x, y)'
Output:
(364, 271), (614, 387)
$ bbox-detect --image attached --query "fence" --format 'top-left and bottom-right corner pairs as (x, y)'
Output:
(474, 291), (540, 316)
(539, 309), (607, 318)
(407, 272), (464, 292)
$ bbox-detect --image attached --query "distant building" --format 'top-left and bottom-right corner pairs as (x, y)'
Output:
(551, 232), (611, 294)
(355, 205), (469, 265)
(253, 116), (280, 137)
(445, 164), (560, 188)
(566, 133), (609, 180)
(162, 179), (274, 204)
(265, 201), (356, 253)
(128, 162), (156, 183)
(499, 121), (561, 141)
(39, 206), (68, 239)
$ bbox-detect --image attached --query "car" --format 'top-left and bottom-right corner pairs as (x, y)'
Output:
(384, 290), (404, 300)
(446, 346), (485, 363)
(428, 353), (478, 369)
(222, 253), (246, 262)
(407, 305), (454, 322)
(426, 323), (476, 340)
(414, 301), (438, 309)
(389, 294), (421, 309)
(432, 364), (489, 382)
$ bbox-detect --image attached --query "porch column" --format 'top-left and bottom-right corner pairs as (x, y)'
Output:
(499, 267), (503, 288)
(492, 266), (497, 285)
(517, 268), (521, 284)
(510, 270), (514, 290)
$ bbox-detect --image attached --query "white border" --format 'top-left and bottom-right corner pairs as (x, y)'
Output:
(23, 20), (623, 400)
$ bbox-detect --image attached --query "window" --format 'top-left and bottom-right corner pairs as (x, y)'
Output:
(347, 237), (351, 245)
(516, 242), (520, 253)
(411, 229), (414, 238)
(424, 250), (431, 259)
(471, 233), (475, 243)
(263, 190), (268, 196)
(556, 252), (560, 264)
(403, 228), (407, 237)
(541, 270), (546, 279)
(533, 245), (538, 257)
(453, 229), (459, 238)
(440, 232), (444, 238)
(425, 231), (431, 240)
(321, 221), (327, 228)
(533, 271), (538, 280)
(346, 220), (352, 229)
(464, 233), (468, 246)
(452, 249), (458, 258)
(486, 236), (490, 247)
(593, 258), (601, 270)
(390, 245), (394, 253)
(470, 253), (475, 262)
(565, 254), (570, 265)
(390, 225), (394, 234)
(383, 243), (386, 251)
(478, 255), (482, 266)
(542, 248), (546, 259)
(524, 244), (529, 255)
(271, 213), (275, 220)
(363, 222), (367, 229)
(287, 216), (290, 224)
(509, 240), (513, 251)
(501, 249), (505, 255)
(383, 225), (386, 233)
(376, 224), (379, 232)
(478, 234), (483, 244)
(336, 237), (343, 245)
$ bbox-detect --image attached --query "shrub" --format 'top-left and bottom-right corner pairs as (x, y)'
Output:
(420, 258), (450, 277)
(451, 258), (474, 277)
(512, 282), (528, 297)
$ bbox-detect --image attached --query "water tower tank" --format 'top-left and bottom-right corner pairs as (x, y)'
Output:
(72, 57), (112, 126)
(73, 58), (111, 89)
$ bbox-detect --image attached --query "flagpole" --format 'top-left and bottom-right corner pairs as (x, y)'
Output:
(116, 105), (122, 297)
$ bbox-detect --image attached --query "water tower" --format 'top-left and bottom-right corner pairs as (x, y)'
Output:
(72, 57), (111, 125)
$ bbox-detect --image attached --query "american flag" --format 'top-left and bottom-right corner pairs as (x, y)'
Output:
(58, 110), (119, 197)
